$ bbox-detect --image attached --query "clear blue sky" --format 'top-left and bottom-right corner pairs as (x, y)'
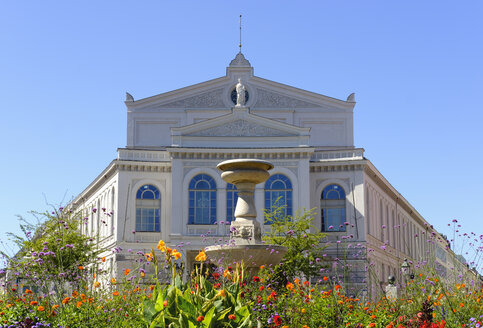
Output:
(1, 1), (482, 271)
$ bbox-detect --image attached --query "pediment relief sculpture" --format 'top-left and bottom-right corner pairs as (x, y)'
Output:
(253, 88), (322, 108)
(160, 89), (225, 108)
(185, 119), (297, 137)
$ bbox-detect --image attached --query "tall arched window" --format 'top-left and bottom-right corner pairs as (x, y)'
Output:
(136, 184), (161, 232)
(188, 174), (217, 225)
(264, 174), (293, 223)
(226, 183), (238, 222)
(321, 184), (346, 232)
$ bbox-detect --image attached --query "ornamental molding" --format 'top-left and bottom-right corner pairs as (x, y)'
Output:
(169, 150), (313, 160)
(185, 119), (297, 137)
(310, 163), (365, 172)
(117, 162), (172, 173)
(253, 88), (323, 108)
(160, 89), (225, 108)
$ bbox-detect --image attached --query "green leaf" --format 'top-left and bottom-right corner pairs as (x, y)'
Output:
(216, 307), (232, 321)
(175, 275), (182, 289)
(178, 293), (196, 317)
(202, 306), (216, 328)
(154, 288), (165, 312)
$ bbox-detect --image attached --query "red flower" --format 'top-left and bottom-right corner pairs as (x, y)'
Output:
(252, 276), (260, 282)
(196, 316), (204, 322)
(273, 315), (282, 326)
(212, 272), (220, 280)
(228, 314), (236, 320)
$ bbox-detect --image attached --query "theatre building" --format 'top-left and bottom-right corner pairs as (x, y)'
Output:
(72, 52), (471, 296)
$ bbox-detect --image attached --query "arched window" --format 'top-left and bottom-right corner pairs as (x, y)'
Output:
(321, 184), (346, 232)
(226, 183), (238, 222)
(188, 174), (217, 225)
(264, 174), (293, 223)
(136, 184), (161, 232)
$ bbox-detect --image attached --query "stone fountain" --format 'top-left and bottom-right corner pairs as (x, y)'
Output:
(204, 159), (287, 272)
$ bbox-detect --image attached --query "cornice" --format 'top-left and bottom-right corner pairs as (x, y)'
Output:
(116, 160), (171, 172)
(167, 147), (314, 160)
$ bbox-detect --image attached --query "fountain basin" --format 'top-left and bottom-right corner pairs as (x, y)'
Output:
(205, 244), (287, 273)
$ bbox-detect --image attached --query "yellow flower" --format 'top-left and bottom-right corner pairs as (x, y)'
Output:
(195, 251), (207, 262)
(110, 278), (117, 285)
(94, 281), (100, 288)
(145, 252), (153, 262)
(157, 240), (166, 252)
(300, 308), (306, 314)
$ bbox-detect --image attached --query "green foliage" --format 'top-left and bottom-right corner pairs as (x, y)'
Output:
(5, 208), (103, 296)
(142, 250), (253, 328)
(263, 206), (327, 286)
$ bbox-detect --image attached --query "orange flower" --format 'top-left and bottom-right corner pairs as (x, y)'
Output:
(172, 249), (182, 260)
(140, 271), (145, 278)
(145, 252), (153, 262)
(25, 289), (33, 294)
(371, 314), (376, 319)
(52, 304), (59, 309)
(286, 282), (295, 291)
(30, 301), (38, 306)
(124, 268), (130, 276)
(101, 257), (106, 262)
(368, 323), (376, 328)
(62, 297), (70, 305)
(335, 285), (341, 291)
(72, 291), (79, 298)
(80, 294), (86, 300)
(111, 278), (117, 285)
(228, 314), (236, 320)
(76, 301), (82, 308)
(323, 276), (328, 281)
(112, 291), (120, 296)
(163, 300), (168, 307)
(94, 282), (100, 288)
(37, 306), (44, 311)
(216, 289), (227, 298)
(78, 266), (84, 270)
(149, 285), (155, 291)
(300, 308), (306, 314)
(196, 316), (204, 322)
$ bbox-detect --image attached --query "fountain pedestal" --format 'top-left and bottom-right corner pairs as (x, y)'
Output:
(204, 159), (287, 271)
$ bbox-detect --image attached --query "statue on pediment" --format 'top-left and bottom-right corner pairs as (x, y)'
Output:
(235, 78), (246, 107)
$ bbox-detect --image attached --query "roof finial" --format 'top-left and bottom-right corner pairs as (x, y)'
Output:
(239, 14), (242, 53)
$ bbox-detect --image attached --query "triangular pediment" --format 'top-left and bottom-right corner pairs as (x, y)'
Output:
(171, 108), (310, 147)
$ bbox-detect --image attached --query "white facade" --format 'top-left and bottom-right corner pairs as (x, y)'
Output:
(71, 53), (474, 296)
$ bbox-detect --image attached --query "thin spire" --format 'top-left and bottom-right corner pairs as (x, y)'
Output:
(239, 14), (242, 53)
